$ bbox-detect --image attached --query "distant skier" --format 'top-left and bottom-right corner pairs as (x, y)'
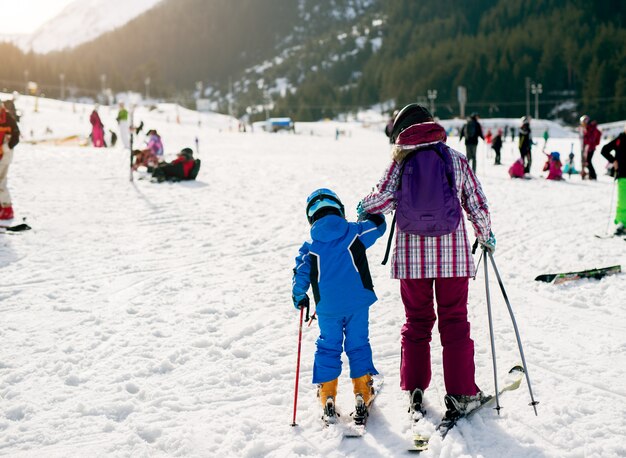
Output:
(563, 143), (579, 176)
(600, 123), (626, 235)
(459, 112), (484, 173)
(384, 110), (398, 143)
(359, 104), (495, 426)
(580, 115), (602, 180)
(491, 129), (503, 165)
(89, 106), (105, 148)
(519, 117), (532, 173)
(0, 102), (20, 220)
(109, 130), (118, 147)
(291, 188), (386, 424)
(116, 102), (130, 149)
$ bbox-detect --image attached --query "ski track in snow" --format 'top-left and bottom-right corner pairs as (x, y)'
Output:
(1, 96), (625, 457)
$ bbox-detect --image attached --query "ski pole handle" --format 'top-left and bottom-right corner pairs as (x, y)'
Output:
(472, 238), (479, 254)
(291, 306), (305, 426)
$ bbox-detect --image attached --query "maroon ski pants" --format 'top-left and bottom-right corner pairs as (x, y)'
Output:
(399, 277), (478, 396)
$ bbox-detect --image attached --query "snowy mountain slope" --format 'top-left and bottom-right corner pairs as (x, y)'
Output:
(10, 0), (163, 54)
(0, 96), (625, 457)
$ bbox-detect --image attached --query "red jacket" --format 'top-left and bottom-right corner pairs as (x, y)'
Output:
(172, 156), (195, 178)
(0, 107), (20, 150)
(583, 122), (601, 151)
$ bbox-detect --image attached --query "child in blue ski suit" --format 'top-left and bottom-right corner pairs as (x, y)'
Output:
(292, 188), (386, 421)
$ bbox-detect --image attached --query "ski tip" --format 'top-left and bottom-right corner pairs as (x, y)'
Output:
(4, 223), (32, 232)
(509, 365), (525, 374)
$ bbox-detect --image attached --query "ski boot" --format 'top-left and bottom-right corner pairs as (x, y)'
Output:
(438, 391), (489, 434)
(352, 374), (374, 426)
(408, 388), (426, 421)
(318, 379), (338, 425)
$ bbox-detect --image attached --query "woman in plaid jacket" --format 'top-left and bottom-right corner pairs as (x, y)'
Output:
(359, 104), (496, 418)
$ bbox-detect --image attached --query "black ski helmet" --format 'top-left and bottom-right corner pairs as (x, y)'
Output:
(179, 147), (194, 159)
(390, 103), (433, 144)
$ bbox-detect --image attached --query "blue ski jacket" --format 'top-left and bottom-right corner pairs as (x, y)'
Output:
(292, 214), (386, 317)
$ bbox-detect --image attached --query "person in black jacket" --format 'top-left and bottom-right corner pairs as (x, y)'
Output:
(519, 117), (532, 173)
(0, 102), (20, 220)
(459, 113), (484, 173)
(601, 124), (626, 234)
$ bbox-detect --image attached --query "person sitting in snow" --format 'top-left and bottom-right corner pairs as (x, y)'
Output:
(543, 152), (563, 181)
(508, 158), (526, 178)
(151, 147), (199, 182)
(291, 188), (386, 424)
(132, 129), (164, 171)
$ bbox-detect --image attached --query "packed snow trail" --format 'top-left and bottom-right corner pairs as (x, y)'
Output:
(0, 98), (625, 457)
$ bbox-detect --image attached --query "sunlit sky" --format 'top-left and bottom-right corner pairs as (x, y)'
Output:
(2, 0), (75, 34)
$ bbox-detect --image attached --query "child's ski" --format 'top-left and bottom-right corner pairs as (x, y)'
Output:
(534, 265), (621, 284)
(344, 376), (384, 437)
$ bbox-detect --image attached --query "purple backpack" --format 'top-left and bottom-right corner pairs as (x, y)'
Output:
(395, 142), (461, 236)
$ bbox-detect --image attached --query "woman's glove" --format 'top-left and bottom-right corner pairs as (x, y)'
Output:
(480, 231), (496, 254)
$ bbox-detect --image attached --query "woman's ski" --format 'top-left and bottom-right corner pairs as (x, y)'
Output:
(408, 366), (525, 452)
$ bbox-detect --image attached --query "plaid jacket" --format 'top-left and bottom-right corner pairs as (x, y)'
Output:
(361, 142), (491, 279)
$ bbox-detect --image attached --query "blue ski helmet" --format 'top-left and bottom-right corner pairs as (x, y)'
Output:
(305, 188), (345, 224)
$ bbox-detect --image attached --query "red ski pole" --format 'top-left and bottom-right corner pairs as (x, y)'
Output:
(291, 306), (305, 426)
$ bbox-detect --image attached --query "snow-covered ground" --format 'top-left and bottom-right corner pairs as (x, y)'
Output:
(1, 97), (625, 457)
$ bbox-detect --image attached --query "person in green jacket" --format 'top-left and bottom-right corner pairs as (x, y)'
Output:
(116, 102), (130, 149)
(601, 124), (626, 235)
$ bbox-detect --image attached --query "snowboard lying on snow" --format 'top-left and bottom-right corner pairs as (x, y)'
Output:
(534, 265), (621, 284)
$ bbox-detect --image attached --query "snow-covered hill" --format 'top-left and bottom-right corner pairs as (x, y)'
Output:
(6, 0), (163, 54)
(1, 95), (625, 457)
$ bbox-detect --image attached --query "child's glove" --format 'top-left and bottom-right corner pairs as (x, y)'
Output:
(480, 231), (497, 254)
(356, 201), (367, 222)
(292, 293), (310, 310)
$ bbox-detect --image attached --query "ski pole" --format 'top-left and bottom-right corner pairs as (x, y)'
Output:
(487, 251), (539, 415)
(483, 247), (501, 414)
(291, 305), (305, 426)
(129, 132), (134, 182)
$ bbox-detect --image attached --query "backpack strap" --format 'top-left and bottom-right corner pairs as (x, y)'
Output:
(381, 211), (396, 265)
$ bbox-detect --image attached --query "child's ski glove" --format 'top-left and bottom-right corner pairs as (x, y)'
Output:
(356, 201), (367, 222)
(480, 231), (497, 254)
(292, 293), (310, 310)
